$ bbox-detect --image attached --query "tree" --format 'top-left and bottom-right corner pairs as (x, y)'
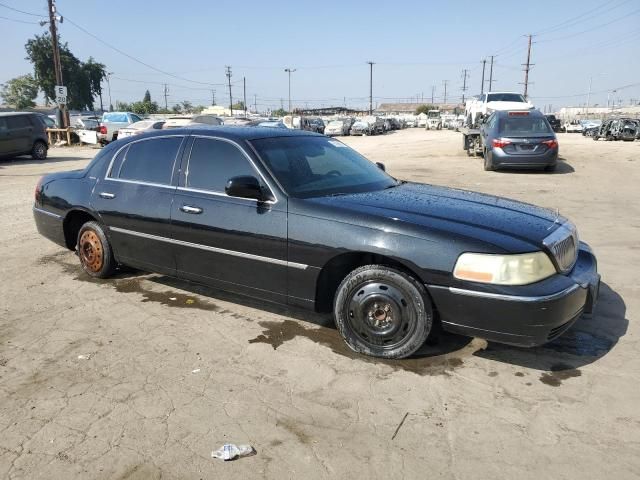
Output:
(191, 105), (204, 114)
(181, 100), (193, 113)
(0, 74), (39, 109)
(415, 104), (436, 115)
(143, 90), (151, 103)
(271, 108), (287, 117)
(25, 33), (107, 110)
(171, 104), (182, 114)
(115, 100), (131, 111)
(231, 101), (245, 111)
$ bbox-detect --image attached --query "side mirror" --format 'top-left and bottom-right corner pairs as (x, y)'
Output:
(225, 175), (270, 201)
(376, 162), (386, 171)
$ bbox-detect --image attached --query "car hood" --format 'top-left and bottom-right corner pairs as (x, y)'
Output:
(307, 182), (563, 251)
(486, 101), (534, 111)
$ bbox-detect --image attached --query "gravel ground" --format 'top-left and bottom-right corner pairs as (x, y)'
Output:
(0, 130), (638, 479)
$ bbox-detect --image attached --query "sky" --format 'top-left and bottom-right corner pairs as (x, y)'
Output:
(1, 0), (639, 112)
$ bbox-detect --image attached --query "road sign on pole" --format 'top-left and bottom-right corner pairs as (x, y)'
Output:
(55, 85), (67, 105)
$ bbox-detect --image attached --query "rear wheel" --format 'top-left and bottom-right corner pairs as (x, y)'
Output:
(483, 150), (494, 171)
(77, 221), (115, 278)
(334, 265), (433, 359)
(31, 141), (48, 160)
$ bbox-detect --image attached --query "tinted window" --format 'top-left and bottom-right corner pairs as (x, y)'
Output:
(0, 118), (7, 130)
(499, 116), (552, 135)
(186, 138), (256, 192)
(7, 116), (31, 128)
(251, 136), (396, 198)
(487, 93), (526, 103)
(117, 137), (182, 184)
(103, 113), (129, 123)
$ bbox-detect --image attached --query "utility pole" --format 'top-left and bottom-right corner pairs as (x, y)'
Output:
(480, 59), (486, 95)
(163, 84), (169, 110)
(254, 94), (257, 114)
(367, 61), (375, 115)
(442, 80), (449, 105)
(106, 72), (113, 111)
(243, 76), (247, 116)
(431, 86), (435, 104)
(225, 66), (233, 115)
(284, 68), (296, 113)
(461, 69), (469, 104)
(47, 0), (66, 127)
(522, 34), (534, 99)
(211, 89), (216, 106)
(488, 55), (495, 91)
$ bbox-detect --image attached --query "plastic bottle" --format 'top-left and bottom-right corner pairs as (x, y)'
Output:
(211, 444), (254, 461)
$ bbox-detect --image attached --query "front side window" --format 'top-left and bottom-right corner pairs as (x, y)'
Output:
(114, 137), (182, 184)
(186, 138), (257, 192)
(251, 136), (397, 198)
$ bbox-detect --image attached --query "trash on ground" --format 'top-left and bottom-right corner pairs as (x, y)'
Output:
(77, 354), (93, 360)
(192, 369), (200, 374)
(185, 298), (195, 305)
(169, 297), (177, 301)
(211, 444), (254, 461)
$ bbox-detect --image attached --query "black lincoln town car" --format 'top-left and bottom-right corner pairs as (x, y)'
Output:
(33, 127), (600, 359)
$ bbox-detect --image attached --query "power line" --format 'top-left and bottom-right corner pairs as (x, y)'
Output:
(0, 14), (40, 24)
(534, 0), (631, 36)
(58, 12), (224, 87)
(0, 2), (46, 17)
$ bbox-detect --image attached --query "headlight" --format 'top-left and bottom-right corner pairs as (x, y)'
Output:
(453, 251), (556, 285)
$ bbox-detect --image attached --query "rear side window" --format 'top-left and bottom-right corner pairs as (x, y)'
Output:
(7, 116), (31, 128)
(103, 113), (129, 123)
(499, 117), (552, 135)
(186, 138), (256, 192)
(115, 137), (182, 185)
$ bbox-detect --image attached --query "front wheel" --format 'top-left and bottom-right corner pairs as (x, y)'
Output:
(77, 221), (116, 278)
(334, 265), (433, 359)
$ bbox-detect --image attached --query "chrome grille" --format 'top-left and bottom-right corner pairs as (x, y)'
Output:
(543, 222), (578, 273)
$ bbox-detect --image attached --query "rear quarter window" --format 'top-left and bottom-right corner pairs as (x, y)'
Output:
(114, 137), (183, 185)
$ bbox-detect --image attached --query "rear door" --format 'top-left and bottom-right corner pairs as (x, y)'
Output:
(90, 135), (186, 274)
(0, 117), (12, 154)
(6, 115), (33, 153)
(171, 136), (288, 303)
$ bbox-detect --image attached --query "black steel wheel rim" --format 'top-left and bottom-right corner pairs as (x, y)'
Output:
(345, 280), (417, 350)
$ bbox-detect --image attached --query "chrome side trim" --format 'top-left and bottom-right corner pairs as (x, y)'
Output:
(446, 284), (581, 303)
(110, 226), (308, 270)
(33, 206), (62, 219)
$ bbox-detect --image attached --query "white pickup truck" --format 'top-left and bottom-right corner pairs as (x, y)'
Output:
(464, 92), (534, 128)
(98, 112), (144, 143)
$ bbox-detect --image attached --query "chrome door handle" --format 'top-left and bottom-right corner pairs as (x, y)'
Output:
(99, 192), (115, 199)
(180, 205), (203, 214)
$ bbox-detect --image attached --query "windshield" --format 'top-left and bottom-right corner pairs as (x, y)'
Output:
(499, 116), (552, 135)
(251, 136), (397, 198)
(487, 93), (526, 103)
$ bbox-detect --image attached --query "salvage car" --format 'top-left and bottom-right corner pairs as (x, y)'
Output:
(325, 119), (350, 136)
(350, 119), (374, 136)
(480, 110), (559, 171)
(117, 120), (166, 138)
(33, 127), (599, 359)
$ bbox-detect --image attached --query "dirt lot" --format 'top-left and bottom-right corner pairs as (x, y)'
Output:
(1, 129), (639, 479)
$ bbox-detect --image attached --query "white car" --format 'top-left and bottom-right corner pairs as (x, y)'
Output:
(564, 122), (583, 133)
(163, 114), (224, 129)
(117, 120), (165, 138)
(465, 92), (534, 127)
(325, 120), (350, 136)
(99, 112), (144, 143)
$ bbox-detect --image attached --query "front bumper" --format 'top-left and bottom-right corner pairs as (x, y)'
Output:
(428, 243), (600, 347)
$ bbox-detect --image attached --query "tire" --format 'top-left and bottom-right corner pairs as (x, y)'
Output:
(76, 221), (115, 278)
(462, 134), (468, 151)
(333, 265), (433, 359)
(483, 150), (494, 171)
(31, 140), (48, 160)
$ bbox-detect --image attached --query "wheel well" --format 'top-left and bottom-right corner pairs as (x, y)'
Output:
(63, 210), (97, 250)
(314, 252), (425, 313)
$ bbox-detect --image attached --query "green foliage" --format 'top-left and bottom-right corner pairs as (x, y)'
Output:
(130, 100), (159, 115)
(181, 101), (193, 113)
(231, 101), (245, 111)
(115, 100), (131, 111)
(191, 105), (204, 114)
(415, 104), (436, 115)
(24, 33), (106, 110)
(271, 108), (287, 117)
(143, 90), (151, 103)
(171, 104), (182, 114)
(0, 74), (39, 109)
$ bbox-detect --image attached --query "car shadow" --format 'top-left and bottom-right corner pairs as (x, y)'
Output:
(473, 282), (627, 371)
(118, 272), (625, 374)
(0, 155), (93, 168)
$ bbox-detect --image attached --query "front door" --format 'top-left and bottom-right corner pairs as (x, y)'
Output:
(90, 135), (186, 274)
(171, 136), (288, 303)
(6, 115), (33, 154)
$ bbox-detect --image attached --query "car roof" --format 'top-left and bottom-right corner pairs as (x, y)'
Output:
(0, 112), (37, 117)
(121, 125), (324, 142)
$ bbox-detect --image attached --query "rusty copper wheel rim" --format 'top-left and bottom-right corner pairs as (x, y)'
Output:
(79, 230), (103, 273)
